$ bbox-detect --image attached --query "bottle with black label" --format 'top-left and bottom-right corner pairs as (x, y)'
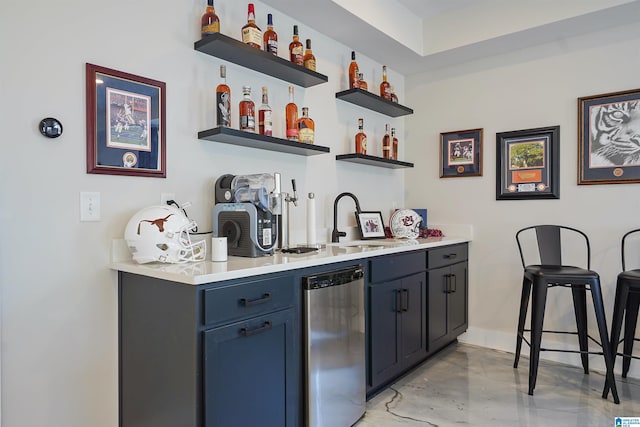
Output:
(216, 65), (231, 127)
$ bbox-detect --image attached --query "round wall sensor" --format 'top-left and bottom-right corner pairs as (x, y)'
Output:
(39, 117), (63, 138)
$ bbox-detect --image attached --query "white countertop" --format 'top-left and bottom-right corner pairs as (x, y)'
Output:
(111, 236), (470, 285)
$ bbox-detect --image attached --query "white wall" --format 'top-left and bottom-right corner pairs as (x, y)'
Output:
(0, 0), (406, 425)
(406, 22), (640, 377)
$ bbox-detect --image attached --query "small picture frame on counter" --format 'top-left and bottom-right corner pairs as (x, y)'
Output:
(355, 211), (386, 240)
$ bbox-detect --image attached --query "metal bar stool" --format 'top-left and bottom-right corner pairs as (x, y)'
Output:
(604, 228), (640, 399)
(513, 225), (619, 403)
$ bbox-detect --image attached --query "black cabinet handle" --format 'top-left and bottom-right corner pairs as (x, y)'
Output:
(240, 321), (272, 337)
(443, 275), (450, 293)
(444, 253), (457, 259)
(450, 274), (457, 293)
(402, 288), (409, 312)
(395, 289), (402, 313)
(239, 292), (272, 307)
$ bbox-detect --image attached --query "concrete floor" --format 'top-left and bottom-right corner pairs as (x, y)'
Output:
(356, 343), (640, 426)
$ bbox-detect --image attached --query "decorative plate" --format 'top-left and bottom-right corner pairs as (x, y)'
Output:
(389, 209), (422, 239)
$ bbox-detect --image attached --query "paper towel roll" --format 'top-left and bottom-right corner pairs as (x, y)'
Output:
(307, 193), (317, 245)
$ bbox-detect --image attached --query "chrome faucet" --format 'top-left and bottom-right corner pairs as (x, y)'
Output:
(331, 192), (362, 243)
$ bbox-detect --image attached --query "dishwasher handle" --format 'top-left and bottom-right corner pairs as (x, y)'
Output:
(302, 265), (364, 290)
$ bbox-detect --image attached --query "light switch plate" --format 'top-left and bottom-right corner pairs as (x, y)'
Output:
(80, 192), (101, 222)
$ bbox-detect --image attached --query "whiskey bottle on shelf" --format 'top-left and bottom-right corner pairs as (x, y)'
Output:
(349, 51), (359, 89)
(297, 107), (314, 144)
(380, 65), (392, 100)
(258, 86), (273, 136)
(390, 86), (398, 103)
(216, 65), (231, 127)
(355, 118), (367, 154)
(241, 3), (262, 49)
(303, 39), (316, 71)
(358, 72), (368, 91)
(391, 127), (398, 160)
(382, 123), (391, 159)
(285, 86), (299, 140)
(263, 13), (278, 55)
(239, 86), (255, 132)
(201, 0), (220, 36)
(289, 25), (304, 66)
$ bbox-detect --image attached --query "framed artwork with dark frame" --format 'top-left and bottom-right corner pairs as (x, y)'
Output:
(578, 88), (640, 185)
(355, 211), (386, 240)
(440, 128), (483, 178)
(496, 125), (560, 200)
(86, 63), (166, 178)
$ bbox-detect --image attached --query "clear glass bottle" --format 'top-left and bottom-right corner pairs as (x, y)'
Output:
(216, 65), (231, 127)
(241, 3), (262, 49)
(289, 25), (304, 66)
(355, 118), (367, 154)
(201, 0), (220, 36)
(358, 72), (368, 91)
(297, 107), (314, 144)
(239, 86), (255, 132)
(380, 65), (391, 100)
(382, 123), (391, 159)
(285, 86), (298, 140)
(390, 86), (398, 103)
(303, 39), (316, 71)
(263, 13), (278, 55)
(391, 127), (398, 160)
(258, 86), (273, 136)
(349, 51), (359, 89)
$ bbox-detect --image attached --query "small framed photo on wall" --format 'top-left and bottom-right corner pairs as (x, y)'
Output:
(440, 128), (483, 178)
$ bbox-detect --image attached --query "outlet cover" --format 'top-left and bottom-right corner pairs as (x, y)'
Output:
(80, 192), (101, 221)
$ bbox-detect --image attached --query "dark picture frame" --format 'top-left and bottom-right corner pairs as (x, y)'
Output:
(496, 125), (560, 200)
(578, 88), (640, 185)
(86, 63), (166, 177)
(440, 128), (483, 178)
(355, 211), (386, 240)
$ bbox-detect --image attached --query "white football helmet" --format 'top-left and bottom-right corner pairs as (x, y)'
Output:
(124, 205), (206, 264)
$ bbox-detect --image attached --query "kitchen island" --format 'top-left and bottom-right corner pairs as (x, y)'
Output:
(112, 236), (470, 427)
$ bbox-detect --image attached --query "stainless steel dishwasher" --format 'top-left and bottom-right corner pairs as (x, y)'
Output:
(302, 264), (366, 427)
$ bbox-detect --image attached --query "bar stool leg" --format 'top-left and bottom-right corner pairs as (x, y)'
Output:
(514, 277), (532, 368)
(571, 285), (589, 374)
(529, 280), (548, 395)
(604, 278), (628, 398)
(622, 291), (640, 378)
(590, 280), (619, 404)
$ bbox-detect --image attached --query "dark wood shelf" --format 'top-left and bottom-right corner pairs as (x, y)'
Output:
(195, 33), (328, 88)
(335, 88), (414, 117)
(198, 127), (330, 156)
(335, 153), (414, 169)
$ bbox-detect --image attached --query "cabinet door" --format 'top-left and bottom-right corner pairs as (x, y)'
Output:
(368, 279), (402, 390)
(399, 273), (427, 367)
(448, 261), (468, 337)
(427, 266), (449, 353)
(203, 309), (298, 427)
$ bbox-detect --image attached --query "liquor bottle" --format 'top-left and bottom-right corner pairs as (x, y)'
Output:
(216, 65), (231, 127)
(303, 39), (316, 71)
(201, 0), (220, 36)
(285, 86), (298, 141)
(258, 86), (273, 136)
(349, 51), (359, 89)
(355, 118), (367, 154)
(380, 65), (391, 100)
(239, 86), (255, 132)
(382, 123), (391, 159)
(391, 127), (398, 160)
(289, 25), (304, 66)
(241, 3), (262, 49)
(390, 86), (398, 103)
(297, 107), (314, 144)
(263, 13), (278, 55)
(358, 72), (368, 91)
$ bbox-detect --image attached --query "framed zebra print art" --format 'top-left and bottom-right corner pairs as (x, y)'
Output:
(578, 88), (640, 185)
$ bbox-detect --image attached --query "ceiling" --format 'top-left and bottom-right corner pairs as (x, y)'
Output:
(261, 0), (640, 75)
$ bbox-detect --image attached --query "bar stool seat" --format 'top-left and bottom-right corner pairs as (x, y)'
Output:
(513, 225), (619, 404)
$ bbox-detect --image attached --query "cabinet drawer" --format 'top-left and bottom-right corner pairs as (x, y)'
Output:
(427, 244), (468, 269)
(370, 251), (425, 283)
(203, 275), (294, 326)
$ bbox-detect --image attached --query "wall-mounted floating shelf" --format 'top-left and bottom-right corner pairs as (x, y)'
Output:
(335, 153), (414, 169)
(199, 127), (330, 156)
(335, 88), (414, 117)
(195, 33), (328, 88)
